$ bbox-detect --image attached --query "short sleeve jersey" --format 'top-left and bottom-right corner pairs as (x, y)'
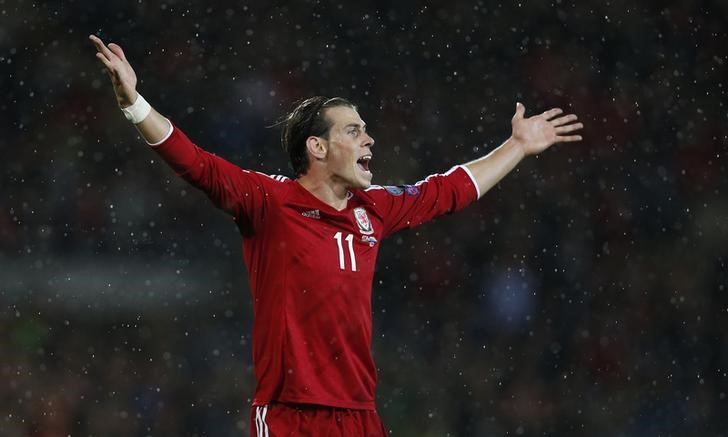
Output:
(153, 124), (479, 410)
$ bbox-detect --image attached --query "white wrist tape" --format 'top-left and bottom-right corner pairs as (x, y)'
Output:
(121, 93), (152, 124)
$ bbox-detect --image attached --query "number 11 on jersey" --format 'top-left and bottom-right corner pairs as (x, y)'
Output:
(334, 232), (357, 272)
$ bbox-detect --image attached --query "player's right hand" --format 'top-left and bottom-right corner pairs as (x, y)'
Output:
(89, 35), (138, 108)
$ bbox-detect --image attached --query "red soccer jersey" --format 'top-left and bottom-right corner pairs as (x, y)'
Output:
(152, 124), (479, 410)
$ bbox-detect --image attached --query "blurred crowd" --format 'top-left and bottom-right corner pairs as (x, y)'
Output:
(2, 0), (728, 435)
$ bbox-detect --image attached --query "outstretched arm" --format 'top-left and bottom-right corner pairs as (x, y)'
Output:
(88, 35), (272, 226)
(89, 35), (171, 144)
(464, 103), (583, 198)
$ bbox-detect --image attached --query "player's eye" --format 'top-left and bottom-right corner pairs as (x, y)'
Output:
(348, 129), (359, 137)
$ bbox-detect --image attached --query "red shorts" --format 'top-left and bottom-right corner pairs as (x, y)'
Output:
(250, 403), (388, 437)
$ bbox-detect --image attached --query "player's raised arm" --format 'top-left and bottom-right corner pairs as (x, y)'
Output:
(89, 34), (277, 228)
(464, 102), (583, 198)
(89, 35), (171, 144)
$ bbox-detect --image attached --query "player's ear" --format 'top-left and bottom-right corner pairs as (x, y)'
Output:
(306, 136), (327, 160)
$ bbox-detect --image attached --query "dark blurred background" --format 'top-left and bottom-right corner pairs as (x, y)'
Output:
(2, 0), (728, 435)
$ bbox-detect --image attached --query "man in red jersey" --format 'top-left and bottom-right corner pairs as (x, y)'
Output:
(90, 35), (583, 436)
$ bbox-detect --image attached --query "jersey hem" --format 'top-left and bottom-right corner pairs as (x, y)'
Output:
(252, 396), (376, 411)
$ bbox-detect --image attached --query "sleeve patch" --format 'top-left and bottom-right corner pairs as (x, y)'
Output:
(383, 185), (419, 196)
(404, 185), (420, 196)
(384, 186), (405, 196)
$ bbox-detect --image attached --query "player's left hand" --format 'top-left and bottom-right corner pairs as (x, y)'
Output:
(510, 102), (583, 156)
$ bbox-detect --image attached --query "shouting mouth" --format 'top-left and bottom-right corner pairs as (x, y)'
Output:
(357, 155), (372, 174)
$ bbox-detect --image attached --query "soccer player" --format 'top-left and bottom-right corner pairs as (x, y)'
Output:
(90, 34), (583, 436)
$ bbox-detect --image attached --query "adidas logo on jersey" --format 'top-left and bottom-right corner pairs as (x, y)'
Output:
(301, 209), (321, 219)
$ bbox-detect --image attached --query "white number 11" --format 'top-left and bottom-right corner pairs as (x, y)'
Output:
(334, 232), (357, 272)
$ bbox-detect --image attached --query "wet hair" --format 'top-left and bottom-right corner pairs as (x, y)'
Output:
(281, 96), (356, 177)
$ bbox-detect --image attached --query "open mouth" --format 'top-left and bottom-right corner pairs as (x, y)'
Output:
(357, 155), (372, 173)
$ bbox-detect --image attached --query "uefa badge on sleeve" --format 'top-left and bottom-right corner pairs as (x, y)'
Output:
(353, 207), (374, 235)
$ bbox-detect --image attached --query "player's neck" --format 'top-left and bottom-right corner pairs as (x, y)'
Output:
(297, 173), (349, 211)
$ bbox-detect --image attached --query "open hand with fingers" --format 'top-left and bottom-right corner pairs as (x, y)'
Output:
(510, 102), (583, 156)
(89, 35), (138, 108)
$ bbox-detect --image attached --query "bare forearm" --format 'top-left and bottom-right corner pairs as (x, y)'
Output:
(463, 137), (526, 198)
(133, 107), (172, 145)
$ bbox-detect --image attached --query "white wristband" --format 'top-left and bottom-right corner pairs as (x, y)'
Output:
(121, 93), (152, 124)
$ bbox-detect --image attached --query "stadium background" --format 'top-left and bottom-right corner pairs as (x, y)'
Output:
(2, 0), (727, 435)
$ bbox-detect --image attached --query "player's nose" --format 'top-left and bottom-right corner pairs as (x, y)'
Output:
(363, 132), (374, 148)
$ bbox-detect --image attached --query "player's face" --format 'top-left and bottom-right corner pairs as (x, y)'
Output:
(323, 106), (375, 189)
